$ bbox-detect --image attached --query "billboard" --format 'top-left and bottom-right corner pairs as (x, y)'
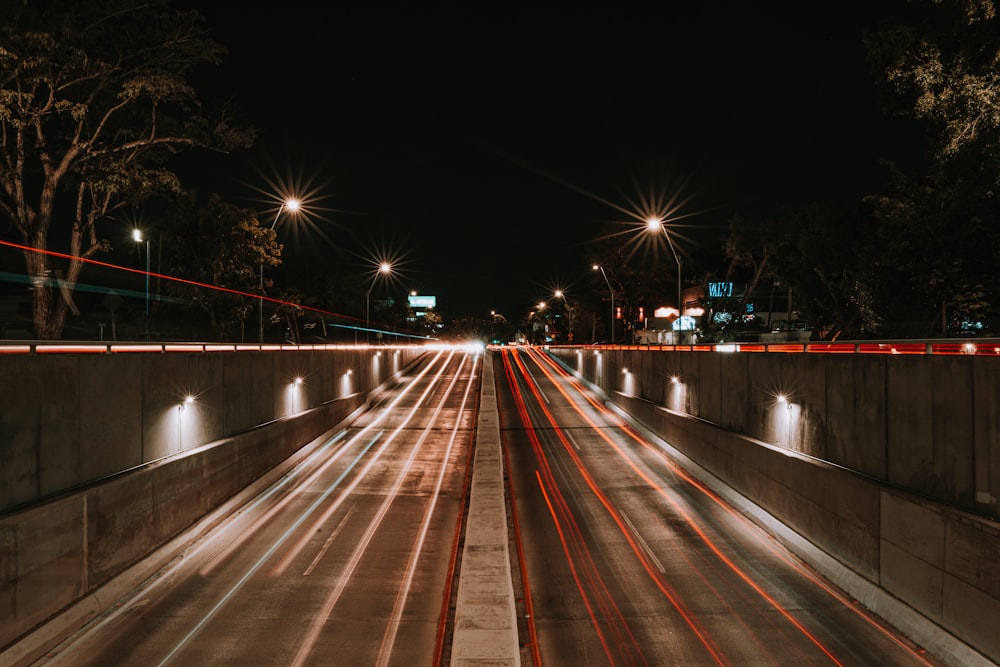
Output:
(408, 295), (437, 309)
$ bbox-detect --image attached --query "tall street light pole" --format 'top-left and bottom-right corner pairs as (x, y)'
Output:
(646, 218), (683, 344)
(259, 198), (301, 344)
(366, 262), (392, 345)
(554, 289), (573, 342)
(132, 229), (150, 339)
(592, 264), (614, 345)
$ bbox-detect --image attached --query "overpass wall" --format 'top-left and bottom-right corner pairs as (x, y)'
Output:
(0, 344), (426, 513)
(547, 346), (1000, 664)
(0, 344), (427, 660)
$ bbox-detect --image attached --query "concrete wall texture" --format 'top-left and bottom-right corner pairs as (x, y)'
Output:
(547, 345), (1000, 666)
(1, 344), (426, 513)
(0, 344), (427, 662)
(550, 346), (1000, 516)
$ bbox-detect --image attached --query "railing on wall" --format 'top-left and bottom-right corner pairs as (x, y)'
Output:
(4, 339), (999, 356)
(0, 342), (412, 354)
(551, 339), (1000, 356)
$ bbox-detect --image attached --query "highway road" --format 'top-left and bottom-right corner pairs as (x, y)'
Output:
(34, 347), (480, 667)
(496, 345), (947, 666)
(31, 344), (952, 666)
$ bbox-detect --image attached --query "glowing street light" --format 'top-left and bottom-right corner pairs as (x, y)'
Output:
(592, 264), (614, 345)
(554, 289), (574, 342)
(259, 198), (301, 343)
(366, 262), (392, 345)
(646, 217), (683, 343)
(131, 229), (150, 317)
(131, 228), (152, 340)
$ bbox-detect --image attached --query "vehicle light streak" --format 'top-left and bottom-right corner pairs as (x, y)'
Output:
(289, 351), (465, 667)
(535, 350), (942, 660)
(519, 347), (839, 663)
(523, 346), (941, 665)
(197, 354), (443, 576)
(534, 470), (630, 666)
(274, 350), (456, 577)
(506, 348), (721, 665)
(198, 432), (374, 578)
(432, 354), (480, 665)
(498, 390), (543, 667)
(33, 427), (339, 666)
(58, 351), (456, 666)
(376, 353), (478, 667)
(252, 350), (450, 577)
(157, 430), (385, 667)
(503, 350), (649, 665)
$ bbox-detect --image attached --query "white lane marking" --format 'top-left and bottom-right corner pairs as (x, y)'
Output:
(621, 510), (665, 573)
(303, 504), (356, 576)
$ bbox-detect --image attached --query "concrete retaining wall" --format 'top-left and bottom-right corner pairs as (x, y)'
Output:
(0, 345), (427, 660)
(0, 345), (426, 513)
(552, 346), (999, 517)
(547, 346), (1000, 665)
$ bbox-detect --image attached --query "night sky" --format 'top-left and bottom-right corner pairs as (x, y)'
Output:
(187, 2), (918, 320)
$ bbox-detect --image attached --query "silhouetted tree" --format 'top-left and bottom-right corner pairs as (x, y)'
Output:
(862, 0), (1000, 335)
(0, 0), (254, 338)
(159, 192), (277, 341)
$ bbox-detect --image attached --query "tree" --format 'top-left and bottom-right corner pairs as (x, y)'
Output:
(0, 0), (254, 339)
(721, 204), (871, 340)
(158, 192), (278, 341)
(865, 0), (1000, 160)
(863, 0), (1000, 335)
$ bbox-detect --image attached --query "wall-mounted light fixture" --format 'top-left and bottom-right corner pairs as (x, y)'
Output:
(177, 395), (195, 450)
(290, 377), (305, 414)
(774, 393), (796, 448)
(667, 374), (686, 413)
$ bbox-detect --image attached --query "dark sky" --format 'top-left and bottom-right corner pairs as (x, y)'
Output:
(188, 2), (917, 320)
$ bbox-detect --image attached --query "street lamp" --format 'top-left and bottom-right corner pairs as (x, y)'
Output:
(592, 264), (614, 345)
(366, 262), (392, 345)
(259, 198), (301, 343)
(132, 229), (150, 339)
(646, 217), (683, 343)
(554, 289), (573, 342)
